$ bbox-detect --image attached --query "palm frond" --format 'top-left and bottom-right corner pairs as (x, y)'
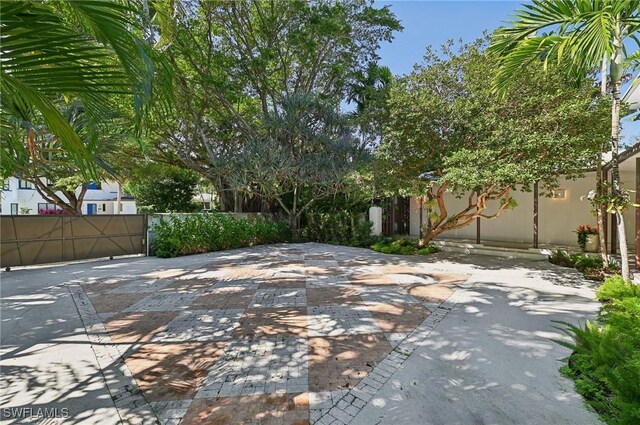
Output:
(0, 1), (172, 177)
(488, 0), (636, 94)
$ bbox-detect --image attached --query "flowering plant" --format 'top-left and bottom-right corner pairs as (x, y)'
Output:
(39, 208), (66, 215)
(576, 224), (598, 251)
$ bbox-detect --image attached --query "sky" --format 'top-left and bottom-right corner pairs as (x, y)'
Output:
(374, 0), (640, 146)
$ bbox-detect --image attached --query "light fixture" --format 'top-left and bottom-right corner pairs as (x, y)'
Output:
(552, 189), (566, 199)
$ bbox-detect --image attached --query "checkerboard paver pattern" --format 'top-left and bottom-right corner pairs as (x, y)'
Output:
(76, 244), (469, 424)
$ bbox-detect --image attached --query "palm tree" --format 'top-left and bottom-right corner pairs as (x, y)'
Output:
(1, 0), (171, 178)
(489, 0), (640, 281)
(347, 62), (393, 151)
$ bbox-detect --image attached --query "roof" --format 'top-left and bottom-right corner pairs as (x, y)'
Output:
(106, 196), (135, 201)
(602, 140), (640, 172)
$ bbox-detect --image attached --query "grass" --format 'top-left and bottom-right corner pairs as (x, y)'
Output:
(369, 237), (439, 256)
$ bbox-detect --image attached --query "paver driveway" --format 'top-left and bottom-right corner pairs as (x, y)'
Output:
(75, 245), (467, 424)
(1, 243), (601, 424)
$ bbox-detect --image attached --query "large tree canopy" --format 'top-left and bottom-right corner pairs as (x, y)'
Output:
(379, 40), (610, 243)
(221, 94), (365, 233)
(155, 0), (401, 211)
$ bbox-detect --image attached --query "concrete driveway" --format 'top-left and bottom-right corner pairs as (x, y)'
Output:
(0, 243), (602, 424)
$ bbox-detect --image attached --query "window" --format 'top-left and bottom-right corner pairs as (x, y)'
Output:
(2, 180), (9, 191)
(38, 203), (59, 214)
(18, 180), (33, 189)
(203, 201), (211, 211)
(87, 181), (102, 190)
(102, 203), (107, 212)
(10, 203), (18, 215)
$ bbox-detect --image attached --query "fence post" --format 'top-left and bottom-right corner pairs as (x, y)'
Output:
(144, 214), (149, 256)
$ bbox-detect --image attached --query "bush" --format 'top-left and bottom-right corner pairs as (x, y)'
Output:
(559, 275), (640, 424)
(369, 237), (439, 256)
(302, 210), (375, 247)
(152, 213), (290, 258)
(573, 255), (604, 272)
(549, 250), (575, 267)
(597, 276), (640, 302)
(548, 250), (619, 281)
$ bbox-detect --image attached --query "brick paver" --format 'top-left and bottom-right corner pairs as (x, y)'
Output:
(77, 244), (468, 424)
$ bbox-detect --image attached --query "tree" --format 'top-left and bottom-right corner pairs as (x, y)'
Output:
(379, 40), (610, 244)
(155, 0), (401, 211)
(347, 62), (393, 151)
(126, 163), (200, 213)
(0, 0), (171, 177)
(221, 94), (365, 235)
(5, 102), (119, 214)
(489, 0), (640, 281)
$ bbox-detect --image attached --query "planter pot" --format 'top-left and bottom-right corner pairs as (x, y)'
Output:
(585, 234), (600, 253)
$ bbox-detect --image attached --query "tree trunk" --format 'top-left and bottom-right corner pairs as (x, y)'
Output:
(596, 170), (608, 265)
(596, 55), (609, 267)
(291, 185), (299, 239)
(611, 79), (630, 281)
(609, 21), (631, 281)
(420, 228), (443, 245)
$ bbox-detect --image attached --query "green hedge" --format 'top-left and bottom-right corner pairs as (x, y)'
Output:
(559, 276), (640, 424)
(152, 213), (290, 258)
(302, 210), (375, 247)
(370, 237), (439, 256)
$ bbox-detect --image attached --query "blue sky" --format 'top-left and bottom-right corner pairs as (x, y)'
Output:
(375, 0), (640, 145)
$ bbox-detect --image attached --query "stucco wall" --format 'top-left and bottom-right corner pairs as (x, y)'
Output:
(408, 171), (637, 249)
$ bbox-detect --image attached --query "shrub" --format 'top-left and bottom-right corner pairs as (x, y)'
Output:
(152, 213), (290, 258)
(597, 276), (640, 302)
(559, 275), (640, 424)
(369, 237), (439, 256)
(548, 251), (619, 281)
(572, 254), (603, 272)
(549, 250), (575, 267)
(302, 210), (375, 247)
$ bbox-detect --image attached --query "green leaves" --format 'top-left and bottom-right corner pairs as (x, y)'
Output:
(152, 213), (290, 258)
(127, 164), (201, 213)
(558, 275), (640, 424)
(489, 0), (640, 94)
(380, 39), (608, 195)
(1, 0), (171, 177)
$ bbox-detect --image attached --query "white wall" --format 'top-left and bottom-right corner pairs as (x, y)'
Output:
(120, 200), (138, 214)
(537, 174), (596, 246)
(408, 171), (637, 249)
(1, 178), (136, 215)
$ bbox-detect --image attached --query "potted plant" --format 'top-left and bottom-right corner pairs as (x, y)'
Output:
(576, 224), (599, 252)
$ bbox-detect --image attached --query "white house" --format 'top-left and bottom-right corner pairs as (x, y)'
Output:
(0, 178), (137, 215)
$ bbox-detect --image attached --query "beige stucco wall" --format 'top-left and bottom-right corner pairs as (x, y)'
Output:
(408, 171), (637, 249)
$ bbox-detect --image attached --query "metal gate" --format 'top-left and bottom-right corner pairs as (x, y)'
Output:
(383, 197), (410, 236)
(1, 215), (147, 268)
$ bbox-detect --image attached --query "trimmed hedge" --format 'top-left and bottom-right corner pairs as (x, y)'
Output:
(152, 213), (290, 258)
